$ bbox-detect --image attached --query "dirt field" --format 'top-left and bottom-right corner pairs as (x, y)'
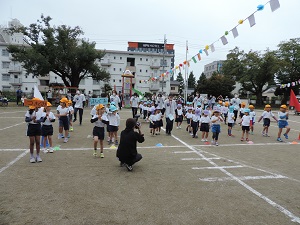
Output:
(0, 106), (300, 225)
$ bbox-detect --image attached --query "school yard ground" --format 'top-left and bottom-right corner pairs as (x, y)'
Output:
(0, 106), (300, 225)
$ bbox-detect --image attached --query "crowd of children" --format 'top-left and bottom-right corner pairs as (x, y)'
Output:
(24, 94), (297, 163)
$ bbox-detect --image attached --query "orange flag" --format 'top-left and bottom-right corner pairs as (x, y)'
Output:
(197, 53), (201, 61)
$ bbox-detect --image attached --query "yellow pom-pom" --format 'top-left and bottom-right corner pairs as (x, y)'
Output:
(205, 45), (209, 50)
(238, 19), (244, 24)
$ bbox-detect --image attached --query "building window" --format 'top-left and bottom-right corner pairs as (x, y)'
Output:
(119, 68), (122, 71)
(93, 90), (100, 96)
(140, 58), (142, 61)
(2, 49), (9, 57)
(120, 57), (122, 60)
(2, 74), (10, 81)
(146, 58), (148, 61)
(93, 79), (100, 85)
(119, 80), (121, 83)
(32, 75), (34, 79)
(114, 56), (116, 59)
(2, 86), (11, 91)
(171, 87), (175, 90)
(25, 87), (28, 91)
(212, 65), (214, 69)
(113, 79), (115, 82)
(140, 69), (142, 72)
(113, 68), (116, 71)
(146, 70), (148, 73)
(2, 62), (10, 69)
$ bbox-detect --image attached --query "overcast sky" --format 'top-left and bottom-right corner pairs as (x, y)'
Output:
(1, 0), (300, 79)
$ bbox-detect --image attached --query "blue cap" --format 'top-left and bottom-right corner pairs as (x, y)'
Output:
(244, 108), (250, 113)
(110, 105), (117, 112)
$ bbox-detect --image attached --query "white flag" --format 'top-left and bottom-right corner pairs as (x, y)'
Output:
(34, 84), (44, 100)
(210, 44), (215, 53)
(203, 49), (209, 56)
(232, 27), (239, 38)
(221, 36), (228, 45)
(248, 14), (256, 27)
(270, 0), (280, 12)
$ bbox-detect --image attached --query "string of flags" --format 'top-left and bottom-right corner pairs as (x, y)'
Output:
(279, 79), (300, 89)
(146, 0), (280, 83)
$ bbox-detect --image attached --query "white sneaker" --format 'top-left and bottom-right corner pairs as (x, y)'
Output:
(176, 127), (179, 129)
(64, 138), (68, 143)
(49, 148), (54, 153)
(215, 142), (219, 146)
(201, 139), (205, 142)
(30, 157), (36, 163)
(190, 133), (193, 136)
(36, 156), (42, 162)
(42, 148), (47, 153)
(205, 139), (208, 142)
(179, 126), (181, 129)
(211, 140), (215, 145)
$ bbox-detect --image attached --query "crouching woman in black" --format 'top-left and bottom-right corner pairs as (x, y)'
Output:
(116, 118), (145, 171)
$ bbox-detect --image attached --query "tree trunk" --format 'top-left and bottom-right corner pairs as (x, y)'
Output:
(256, 93), (264, 106)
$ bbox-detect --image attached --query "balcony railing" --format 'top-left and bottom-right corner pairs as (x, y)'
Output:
(100, 59), (111, 66)
(8, 66), (22, 73)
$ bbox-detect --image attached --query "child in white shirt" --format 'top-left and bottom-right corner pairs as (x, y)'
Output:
(277, 105), (290, 142)
(41, 102), (56, 153)
(108, 105), (120, 145)
(191, 109), (201, 138)
(227, 106), (235, 137)
(211, 110), (223, 146)
(199, 110), (210, 142)
(249, 105), (256, 135)
(240, 109), (251, 141)
(185, 108), (193, 134)
(257, 105), (278, 137)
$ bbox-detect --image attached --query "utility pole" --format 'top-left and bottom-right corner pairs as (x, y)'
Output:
(162, 34), (167, 94)
(184, 40), (188, 103)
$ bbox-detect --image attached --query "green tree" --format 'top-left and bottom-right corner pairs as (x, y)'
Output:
(102, 83), (112, 94)
(6, 15), (110, 90)
(275, 38), (300, 103)
(195, 72), (207, 93)
(187, 71), (196, 89)
(176, 72), (184, 95)
(195, 72), (235, 97)
(222, 47), (279, 105)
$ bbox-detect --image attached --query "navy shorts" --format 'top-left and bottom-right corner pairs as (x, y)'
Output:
(109, 125), (118, 132)
(200, 123), (209, 132)
(186, 118), (191, 124)
(93, 126), (105, 140)
(228, 123), (234, 128)
(59, 116), (69, 130)
(27, 124), (41, 136)
(175, 115), (183, 122)
(242, 126), (250, 131)
(263, 118), (270, 127)
(41, 125), (53, 136)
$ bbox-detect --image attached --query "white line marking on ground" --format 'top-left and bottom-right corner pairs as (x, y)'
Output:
(164, 128), (300, 223)
(173, 151), (195, 154)
(192, 165), (244, 170)
(181, 157), (221, 161)
(0, 150), (29, 174)
(199, 175), (288, 182)
(0, 111), (24, 115)
(0, 122), (26, 131)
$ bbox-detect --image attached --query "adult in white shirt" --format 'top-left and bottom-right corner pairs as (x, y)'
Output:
(73, 90), (86, 125)
(110, 90), (121, 110)
(231, 94), (241, 123)
(155, 94), (165, 114)
(130, 93), (139, 118)
(164, 94), (177, 135)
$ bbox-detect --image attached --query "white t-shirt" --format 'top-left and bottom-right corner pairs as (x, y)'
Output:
(228, 112), (235, 123)
(155, 112), (162, 121)
(211, 115), (222, 125)
(92, 114), (108, 127)
(261, 111), (274, 119)
(42, 111), (56, 126)
(149, 114), (157, 122)
(221, 106), (228, 114)
(231, 98), (241, 110)
(200, 116), (210, 124)
(164, 99), (177, 118)
(25, 110), (44, 124)
(192, 114), (200, 122)
(241, 115), (251, 126)
(74, 94), (86, 109)
(186, 112), (193, 119)
(176, 108), (183, 116)
(278, 111), (288, 121)
(156, 97), (164, 109)
(249, 111), (256, 122)
(130, 96), (139, 107)
(108, 113), (120, 126)
(57, 107), (69, 116)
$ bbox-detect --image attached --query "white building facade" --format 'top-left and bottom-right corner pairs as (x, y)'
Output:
(0, 20), (175, 97)
(204, 60), (224, 78)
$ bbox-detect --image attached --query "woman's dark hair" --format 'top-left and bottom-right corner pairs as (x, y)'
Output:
(126, 118), (136, 130)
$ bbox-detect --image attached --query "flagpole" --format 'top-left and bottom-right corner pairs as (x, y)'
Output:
(184, 40), (188, 103)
